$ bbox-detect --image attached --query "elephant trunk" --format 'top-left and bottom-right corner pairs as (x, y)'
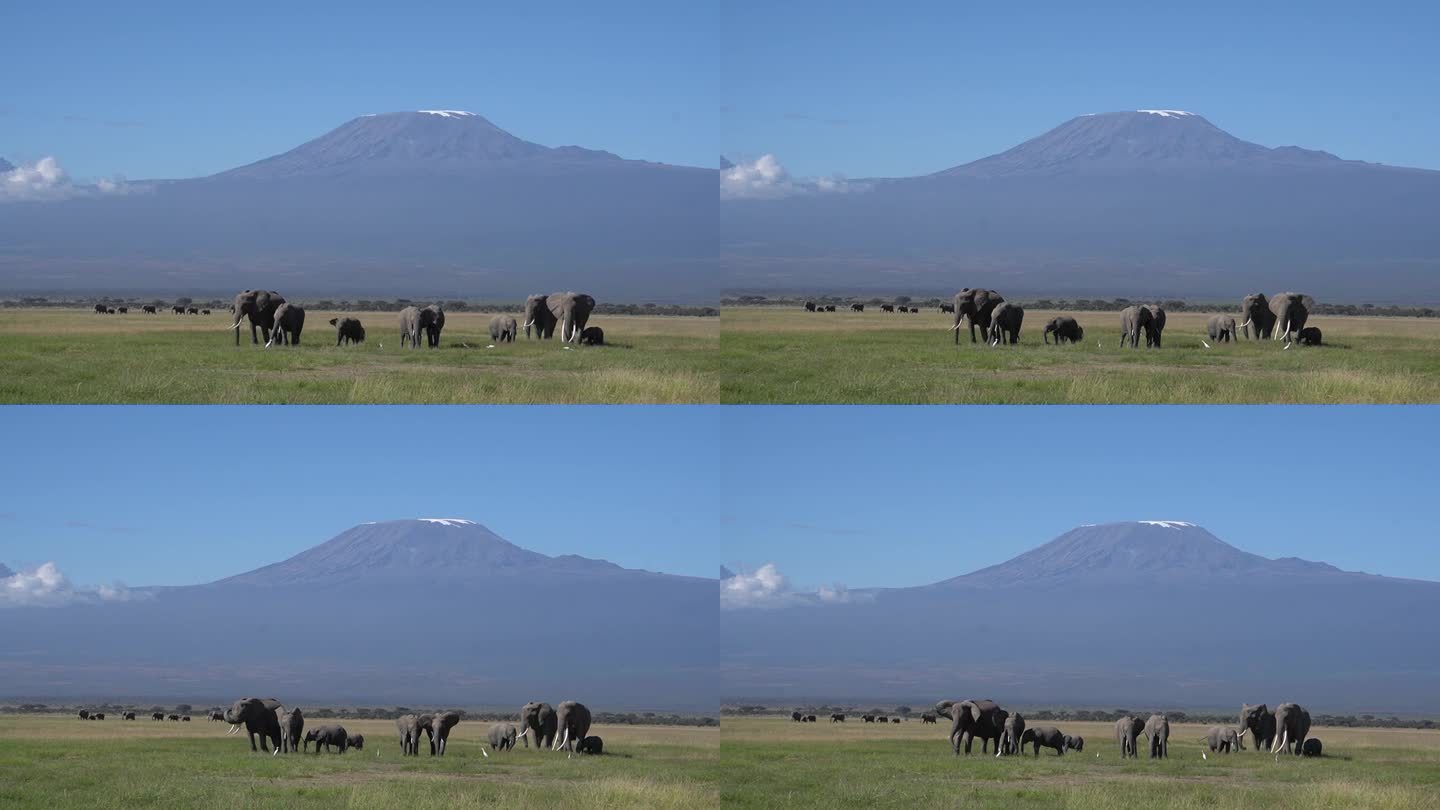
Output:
(553, 726), (569, 751)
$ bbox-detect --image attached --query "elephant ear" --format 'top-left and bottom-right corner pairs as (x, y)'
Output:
(1300, 294), (1316, 309)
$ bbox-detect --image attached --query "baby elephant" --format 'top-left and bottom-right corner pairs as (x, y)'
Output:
(1043, 316), (1083, 344)
(1202, 726), (1240, 754)
(1302, 738), (1322, 757)
(577, 735), (604, 755)
(1207, 314), (1237, 343)
(580, 326), (604, 346)
(305, 725), (351, 754)
(1298, 326), (1322, 345)
(329, 317), (365, 345)
(489, 315), (518, 343)
(346, 734), (365, 751)
(1020, 726), (1067, 756)
(1063, 734), (1084, 752)
(488, 722), (517, 751)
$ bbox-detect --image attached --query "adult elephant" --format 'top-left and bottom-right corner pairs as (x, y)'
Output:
(266, 303), (305, 346)
(1238, 704), (1277, 752)
(935, 699), (1007, 755)
(517, 701), (557, 749)
(399, 307), (423, 348)
(488, 722), (517, 752)
(1206, 315), (1237, 343)
(209, 711), (224, 722)
(1145, 304), (1167, 347)
(553, 700), (592, 753)
(78, 710), (90, 719)
(1144, 714), (1170, 758)
(229, 291), (286, 346)
(951, 289), (1004, 344)
(330, 317), (365, 345)
(1119, 305), (1154, 348)
(1115, 716), (1145, 758)
(428, 711), (461, 755)
(791, 711), (803, 722)
(920, 714), (936, 724)
(997, 712), (1025, 756)
(988, 303), (1025, 345)
(1020, 726), (1066, 756)
(489, 315), (518, 343)
(142, 305), (158, 314)
(1202, 726), (1240, 754)
(422, 304), (446, 347)
(1241, 293), (1275, 340)
(123, 711), (136, 721)
(396, 714), (423, 756)
(546, 292), (596, 344)
(831, 714), (846, 723)
(305, 725), (350, 754)
(224, 698), (284, 752)
(1043, 316), (1083, 344)
(152, 712), (164, 721)
(804, 301), (817, 312)
(1270, 703), (1311, 756)
(525, 295), (559, 338)
(277, 708), (304, 754)
(851, 303), (865, 312)
(1269, 293), (1313, 343)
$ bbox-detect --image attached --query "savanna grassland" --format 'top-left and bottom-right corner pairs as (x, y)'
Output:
(719, 307), (1440, 403)
(0, 715), (718, 809)
(720, 716), (1440, 809)
(0, 309), (718, 404)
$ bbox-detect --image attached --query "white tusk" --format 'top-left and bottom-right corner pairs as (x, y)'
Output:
(1241, 318), (1251, 328)
(553, 727), (569, 751)
(1202, 751), (1207, 760)
(1202, 340), (1211, 348)
(481, 748), (488, 757)
(1271, 729), (1288, 755)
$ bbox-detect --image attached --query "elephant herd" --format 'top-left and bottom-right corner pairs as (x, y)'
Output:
(78, 710), (175, 721)
(225, 290), (603, 348)
(934, 699), (1323, 762)
(220, 697), (603, 759)
(93, 304), (210, 315)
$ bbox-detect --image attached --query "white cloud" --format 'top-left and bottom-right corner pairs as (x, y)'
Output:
(0, 156), (131, 202)
(720, 154), (867, 200)
(720, 562), (869, 610)
(0, 562), (151, 607)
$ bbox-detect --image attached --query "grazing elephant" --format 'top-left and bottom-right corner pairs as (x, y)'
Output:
(399, 306), (423, 348)
(940, 303), (955, 314)
(123, 711), (136, 720)
(1064, 734), (1084, 752)
(1115, 716), (1146, 758)
(951, 289), (1005, 344)
(897, 306), (909, 313)
(225, 698), (284, 752)
(278, 708), (304, 754)
(1298, 326), (1322, 346)
(152, 712), (165, 721)
(1239, 704), (1277, 752)
(807, 715), (818, 723)
(876, 716), (888, 723)
(1020, 726), (1066, 756)
(935, 699), (1008, 755)
(94, 713), (105, 720)
(791, 711), (803, 722)
(546, 292), (597, 343)
(118, 307), (129, 314)
(920, 714), (936, 724)
(1119, 305), (1154, 348)
(305, 725), (350, 754)
(173, 305), (185, 314)
(825, 305), (836, 312)
(94, 304), (107, 314)
(428, 711), (461, 755)
(201, 309), (211, 315)
(488, 722), (517, 751)
(1302, 738), (1322, 757)
(1207, 315), (1237, 343)
(186, 307), (199, 315)
(489, 315), (518, 343)
(862, 715), (875, 723)
(1202, 726), (1240, 754)
(1241, 293), (1275, 339)
(422, 304), (446, 347)
(347, 734), (364, 751)
(209, 711), (224, 722)
(580, 326), (604, 345)
(1270, 703), (1311, 756)
(804, 302), (817, 312)
(1043, 316), (1083, 344)
(553, 701), (592, 753)
(987, 302), (1024, 345)
(78, 710), (90, 719)
(142, 305), (158, 314)
(851, 303), (865, 312)
(892, 718), (901, 724)
(880, 304), (895, 312)
(230, 290), (286, 346)
(330, 317), (365, 345)
(1269, 293), (1312, 342)
(1144, 714), (1170, 758)
(181, 716), (190, 722)
(997, 712), (1026, 756)
(518, 702), (557, 749)
(577, 735), (604, 755)
(169, 714), (180, 721)
(1144, 304), (1167, 347)
(831, 714), (846, 723)
(524, 295), (559, 338)
(396, 714), (423, 755)
(266, 303), (305, 346)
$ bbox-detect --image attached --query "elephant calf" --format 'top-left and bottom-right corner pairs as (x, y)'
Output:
(1202, 726), (1240, 754)
(1043, 316), (1083, 344)
(1020, 726), (1066, 756)
(1063, 734), (1084, 752)
(305, 725), (350, 754)
(329, 317), (365, 345)
(1298, 326), (1322, 346)
(1207, 314), (1237, 343)
(580, 326), (604, 345)
(577, 735), (604, 755)
(488, 722), (517, 751)
(1302, 738), (1322, 757)
(346, 734), (365, 751)
(489, 315), (518, 343)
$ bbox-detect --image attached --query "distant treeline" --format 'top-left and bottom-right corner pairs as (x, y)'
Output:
(0, 703), (716, 726)
(0, 297), (718, 317)
(721, 704), (1437, 730)
(724, 295), (1440, 319)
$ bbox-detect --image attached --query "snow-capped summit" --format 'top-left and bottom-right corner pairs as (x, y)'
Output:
(1136, 109), (1196, 118)
(417, 109), (477, 118)
(417, 518), (476, 526)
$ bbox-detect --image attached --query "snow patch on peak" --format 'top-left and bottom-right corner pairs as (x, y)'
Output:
(417, 518), (476, 527)
(1138, 520), (1196, 529)
(418, 110), (476, 119)
(1137, 110), (1195, 118)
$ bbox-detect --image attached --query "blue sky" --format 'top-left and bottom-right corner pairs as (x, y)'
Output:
(0, 407), (720, 586)
(0, 1), (715, 180)
(719, 407), (1439, 589)
(721, 1), (1440, 177)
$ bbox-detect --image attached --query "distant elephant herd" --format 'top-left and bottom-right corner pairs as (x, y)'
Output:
(94, 304), (210, 315)
(216, 697), (603, 758)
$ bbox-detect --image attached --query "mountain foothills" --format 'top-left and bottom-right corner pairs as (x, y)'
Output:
(720, 521), (1440, 712)
(0, 112), (716, 302)
(0, 519), (716, 711)
(722, 110), (1440, 301)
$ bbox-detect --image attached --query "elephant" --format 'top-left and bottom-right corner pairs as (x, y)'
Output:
(1144, 714), (1170, 758)
(399, 307), (423, 348)
(546, 292), (597, 343)
(187, 307), (199, 315)
(518, 702), (557, 749)
(428, 711), (461, 755)
(142, 305), (157, 314)
(396, 714), (422, 755)
(1043, 316), (1083, 344)
(525, 295), (560, 338)
(1270, 703), (1312, 756)
(118, 307), (129, 314)
(417, 714), (435, 753)
(804, 301), (817, 312)
(1299, 326), (1322, 346)
(1241, 293), (1276, 339)
(898, 306), (909, 313)
(305, 725), (350, 754)
(181, 716), (190, 722)
(580, 326), (604, 345)
(1302, 738), (1322, 757)
(330, 317), (366, 345)
(1145, 304), (1167, 347)
(209, 711), (224, 722)
(152, 712), (165, 721)
(807, 715), (818, 723)
(201, 309), (211, 315)
(1115, 716), (1146, 758)
(825, 305), (837, 312)
(173, 305), (185, 314)
(920, 714), (937, 724)
(489, 315), (518, 343)
(951, 288), (1005, 344)
(876, 716), (888, 723)
(1269, 293), (1313, 342)
(1202, 726), (1240, 754)
(553, 700), (592, 753)
(1207, 315), (1237, 343)
(892, 718), (901, 724)
(224, 698), (284, 752)
(422, 304), (446, 347)
(935, 699), (1007, 755)
(266, 303), (305, 346)
(78, 710), (90, 719)
(1063, 734), (1084, 752)
(862, 715), (875, 723)
(278, 707), (304, 754)
(831, 714), (846, 722)
(577, 735), (604, 755)
(880, 304), (895, 312)
(1020, 726), (1066, 756)
(94, 713), (105, 720)
(488, 722), (517, 751)
(791, 711), (803, 722)
(997, 712), (1026, 756)
(94, 304), (107, 314)
(1239, 704), (1277, 752)
(123, 712), (136, 720)
(230, 290), (286, 346)
(347, 734), (365, 751)
(1119, 305), (1155, 348)
(987, 302), (1024, 345)
(851, 303), (865, 312)
(940, 303), (956, 314)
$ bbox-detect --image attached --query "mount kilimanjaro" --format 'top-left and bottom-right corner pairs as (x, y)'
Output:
(722, 110), (1440, 301)
(720, 521), (1440, 712)
(0, 519), (716, 711)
